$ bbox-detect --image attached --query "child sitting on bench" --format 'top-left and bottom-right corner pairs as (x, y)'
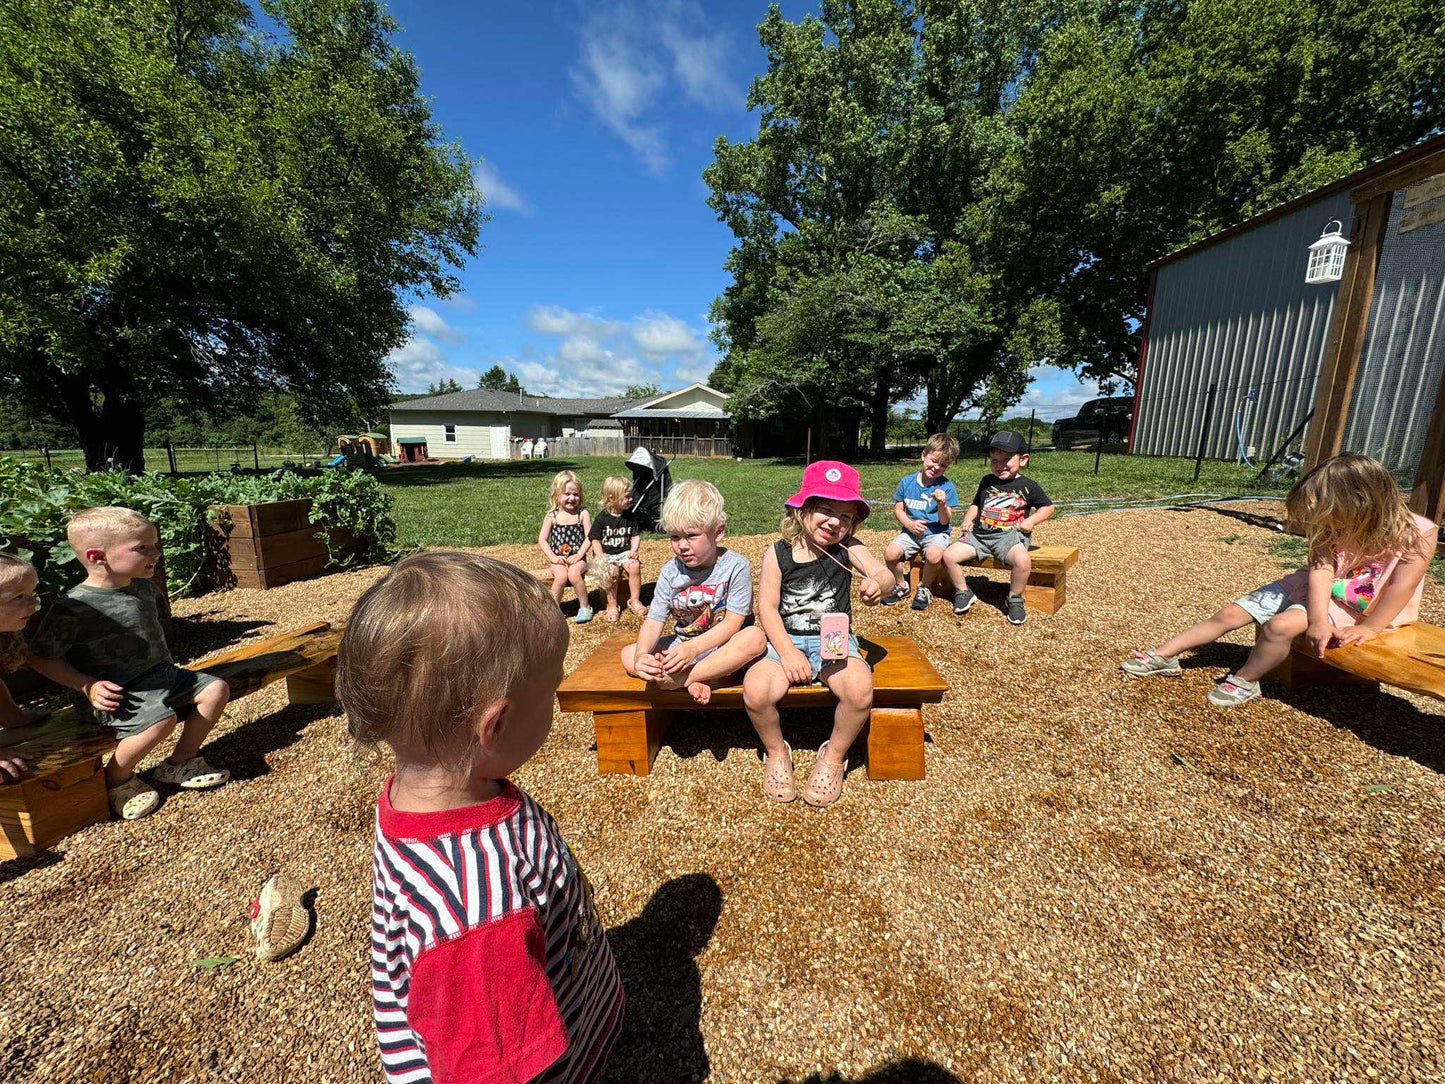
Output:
(1121, 453), (1437, 706)
(539, 469), (595, 624)
(28, 507), (231, 819)
(623, 479), (766, 705)
(0, 552), (40, 780)
(744, 461), (894, 807)
(881, 433), (959, 610)
(339, 552), (623, 1084)
(587, 474), (647, 622)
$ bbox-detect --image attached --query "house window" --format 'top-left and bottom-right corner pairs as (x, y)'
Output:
(444, 424), (457, 443)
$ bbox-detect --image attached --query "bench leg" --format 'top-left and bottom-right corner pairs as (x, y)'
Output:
(286, 656), (337, 705)
(0, 755), (109, 860)
(594, 708), (672, 776)
(866, 707), (925, 781)
(1265, 640), (1380, 692)
(1022, 571), (1065, 614)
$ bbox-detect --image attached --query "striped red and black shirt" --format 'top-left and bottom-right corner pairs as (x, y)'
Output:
(370, 779), (623, 1084)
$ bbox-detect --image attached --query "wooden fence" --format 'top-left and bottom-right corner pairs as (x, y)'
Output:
(516, 435), (735, 459)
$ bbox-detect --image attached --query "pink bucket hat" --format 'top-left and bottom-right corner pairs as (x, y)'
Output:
(784, 461), (870, 521)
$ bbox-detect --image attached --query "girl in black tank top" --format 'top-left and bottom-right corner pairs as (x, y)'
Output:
(773, 538), (852, 635)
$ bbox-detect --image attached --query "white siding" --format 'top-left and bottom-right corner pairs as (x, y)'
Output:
(642, 386), (728, 412)
(390, 410), (512, 459)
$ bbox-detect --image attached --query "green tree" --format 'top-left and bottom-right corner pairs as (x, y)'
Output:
(478, 364), (523, 393)
(623, 383), (662, 399)
(0, 0), (481, 472)
(426, 379), (464, 395)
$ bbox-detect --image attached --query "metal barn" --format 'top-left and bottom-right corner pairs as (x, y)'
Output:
(1129, 133), (1445, 520)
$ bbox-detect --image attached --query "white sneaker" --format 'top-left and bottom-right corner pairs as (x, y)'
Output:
(1207, 674), (1261, 707)
(152, 756), (230, 789)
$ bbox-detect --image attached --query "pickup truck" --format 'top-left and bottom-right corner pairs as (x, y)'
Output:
(1051, 396), (1133, 450)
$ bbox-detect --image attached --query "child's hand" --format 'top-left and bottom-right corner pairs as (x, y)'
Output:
(781, 647), (813, 685)
(858, 576), (882, 605)
(1018, 517), (1034, 534)
(634, 652), (667, 682)
(84, 680), (124, 713)
(1305, 621), (1333, 658)
(905, 517), (927, 535)
(931, 489), (949, 505)
(569, 554), (586, 566)
(1331, 625), (1379, 649)
(0, 750), (30, 781)
(658, 640), (697, 674)
(549, 554), (566, 566)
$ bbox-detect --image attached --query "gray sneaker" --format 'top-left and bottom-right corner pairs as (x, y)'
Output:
(881, 584), (910, 606)
(1207, 674), (1260, 707)
(910, 585), (932, 611)
(1006, 595), (1026, 625)
(952, 588), (975, 615)
(1120, 650), (1183, 678)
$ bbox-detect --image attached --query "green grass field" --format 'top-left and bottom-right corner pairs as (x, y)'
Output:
(380, 449), (1292, 548)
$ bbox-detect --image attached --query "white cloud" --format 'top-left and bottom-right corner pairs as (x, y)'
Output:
(632, 312), (704, 358)
(1015, 367), (1102, 421)
(438, 295), (479, 313)
(473, 160), (531, 215)
(527, 304), (623, 339)
(386, 336), (480, 393)
(657, 6), (740, 110)
(407, 304), (466, 344)
(672, 359), (716, 384)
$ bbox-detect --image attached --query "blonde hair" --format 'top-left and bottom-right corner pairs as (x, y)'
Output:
(924, 433), (960, 466)
(547, 470), (584, 513)
(337, 551), (568, 772)
(600, 475), (631, 515)
(780, 499), (859, 546)
(1285, 453), (1420, 561)
(0, 551), (36, 590)
(0, 552), (37, 674)
(660, 479), (726, 534)
(67, 506), (155, 552)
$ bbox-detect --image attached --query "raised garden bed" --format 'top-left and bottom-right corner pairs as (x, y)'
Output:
(211, 499), (362, 590)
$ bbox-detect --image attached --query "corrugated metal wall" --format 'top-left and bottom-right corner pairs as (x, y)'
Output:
(1132, 189), (1354, 460)
(1340, 185), (1445, 475)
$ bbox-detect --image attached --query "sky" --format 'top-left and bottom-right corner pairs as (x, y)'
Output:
(373, 0), (1098, 419)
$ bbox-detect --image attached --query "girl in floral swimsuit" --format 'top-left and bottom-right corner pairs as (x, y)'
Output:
(539, 470), (594, 624)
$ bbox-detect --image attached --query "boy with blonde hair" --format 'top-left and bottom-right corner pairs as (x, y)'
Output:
(881, 433), (960, 610)
(29, 507), (231, 820)
(623, 479), (766, 704)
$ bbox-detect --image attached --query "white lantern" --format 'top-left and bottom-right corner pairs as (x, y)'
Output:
(1305, 219), (1351, 284)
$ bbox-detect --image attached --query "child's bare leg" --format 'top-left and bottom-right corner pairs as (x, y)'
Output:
(1004, 543), (1031, 597)
(167, 680), (230, 765)
(567, 561), (588, 606)
(1155, 603), (1255, 658)
(883, 541), (910, 588)
(819, 657), (873, 763)
(943, 541), (978, 592)
(549, 566), (567, 602)
(921, 544), (947, 591)
(106, 715), (180, 787)
(1235, 609), (1308, 682)
(604, 578), (621, 618)
(742, 659), (790, 759)
(678, 627), (767, 704)
(625, 558), (643, 606)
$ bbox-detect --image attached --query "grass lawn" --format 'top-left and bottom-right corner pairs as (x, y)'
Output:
(380, 448), (1293, 548)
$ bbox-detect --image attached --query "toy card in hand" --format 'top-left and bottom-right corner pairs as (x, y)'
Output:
(819, 613), (850, 660)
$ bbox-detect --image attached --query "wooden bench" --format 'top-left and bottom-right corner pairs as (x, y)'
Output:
(908, 544), (1080, 613)
(0, 621), (342, 860)
(555, 631), (948, 780)
(1264, 621), (1445, 701)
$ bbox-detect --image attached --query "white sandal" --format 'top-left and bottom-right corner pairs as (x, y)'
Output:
(108, 777), (160, 820)
(152, 756), (230, 789)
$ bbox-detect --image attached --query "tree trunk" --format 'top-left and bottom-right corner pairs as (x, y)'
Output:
(49, 367), (148, 473)
(868, 368), (891, 455)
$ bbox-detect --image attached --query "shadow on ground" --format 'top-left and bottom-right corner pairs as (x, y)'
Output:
(788, 1061), (964, 1083)
(660, 708), (892, 778)
(0, 848), (63, 888)
(600, 872), (722, 1083)
(202, 702), (340, 782)
(170, 614), (277, 665)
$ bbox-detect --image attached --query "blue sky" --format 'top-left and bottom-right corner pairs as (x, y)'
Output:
(375, 0), (1098, 419)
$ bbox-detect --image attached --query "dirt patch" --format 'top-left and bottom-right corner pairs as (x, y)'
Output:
(2, 505), (1442, 1082)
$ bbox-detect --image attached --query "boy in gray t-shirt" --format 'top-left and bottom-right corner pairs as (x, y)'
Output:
(622, 480), (765, 704)
(29, 507), (232, 821)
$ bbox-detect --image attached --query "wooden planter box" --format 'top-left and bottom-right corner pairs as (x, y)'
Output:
(213, 499), (362, 590)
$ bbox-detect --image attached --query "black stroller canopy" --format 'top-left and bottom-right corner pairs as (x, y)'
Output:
(625, 446), (671, 532)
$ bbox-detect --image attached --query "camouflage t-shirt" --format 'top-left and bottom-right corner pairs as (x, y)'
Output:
(28, 578), (171, 684)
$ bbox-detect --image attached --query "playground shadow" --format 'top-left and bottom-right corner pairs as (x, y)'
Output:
(1168, 502), (1287, 532)
(660, 708), (879, 777)
(170, 614), (277, 666)
(198, 702), (339, 783)
(599, 873), (722, 1083)
(0, 847), (63, 888)
(787, 1061), (964, 1084)
(557, 581), (657, 619)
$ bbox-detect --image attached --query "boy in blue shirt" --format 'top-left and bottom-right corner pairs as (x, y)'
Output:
(881, 433), (959, 610)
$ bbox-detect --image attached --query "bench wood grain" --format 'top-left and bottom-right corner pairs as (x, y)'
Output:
(909, 544), (1079, 613)
(1266, 621), (1445, 701)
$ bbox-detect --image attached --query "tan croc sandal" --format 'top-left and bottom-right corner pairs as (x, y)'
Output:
(249, 872), (312, 961)
(152, 755), (230, 789)
(762, 743), (797, 803)
(108, 777), (160, 820)
(801, 742), (845, 808)
(627, 600), (648, 617)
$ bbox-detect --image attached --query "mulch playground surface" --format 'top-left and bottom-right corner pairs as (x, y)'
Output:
(1, 505), (1441, 1083)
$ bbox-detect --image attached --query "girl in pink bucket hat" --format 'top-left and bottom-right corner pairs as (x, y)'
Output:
(742, 461), (895, 808)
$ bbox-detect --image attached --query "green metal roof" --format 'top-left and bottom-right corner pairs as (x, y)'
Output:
(397, 437), (428, 445)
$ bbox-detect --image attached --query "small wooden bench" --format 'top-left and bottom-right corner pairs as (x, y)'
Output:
(1265, 621), (1445, 701)
(0, 621), (342, 859)
(555, 631), (948, 780)
(908, 544), (1080, 613)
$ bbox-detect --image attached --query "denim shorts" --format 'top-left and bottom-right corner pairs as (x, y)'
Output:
(764, 632), (862, 682)
(1235, 581), (1306, 625)
(890, 531), (952, 558)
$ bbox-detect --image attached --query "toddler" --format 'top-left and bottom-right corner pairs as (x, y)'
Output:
(944, 430), (1054, 625)
(882, 433), (959, 610)
(587, 474), (647, 621)
(28, 507), (231, 819)
(623, 479), (766, 705)
(341, 552), (623, 1083)
(1121, 453), (1437, 706)
(0, 552), (40, 780)
(743, 462), (894, 807)
(538, 469), (594, 624)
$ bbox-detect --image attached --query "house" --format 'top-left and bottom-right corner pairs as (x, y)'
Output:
(388, 390), (637, 460)
(612, 384), (731, 443)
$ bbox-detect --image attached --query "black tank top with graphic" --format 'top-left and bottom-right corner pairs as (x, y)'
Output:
(773, 539), (852, 634)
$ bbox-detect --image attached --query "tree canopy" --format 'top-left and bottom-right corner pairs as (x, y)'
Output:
(477, 364), (524, 393)
(0, 0), (482, 471)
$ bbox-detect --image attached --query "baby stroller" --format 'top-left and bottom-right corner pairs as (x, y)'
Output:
(625, 446), (672, 532)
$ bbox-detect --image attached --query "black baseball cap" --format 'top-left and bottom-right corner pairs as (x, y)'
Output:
(987, 430), (1027, 455)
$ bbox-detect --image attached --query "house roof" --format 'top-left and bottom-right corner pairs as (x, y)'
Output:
(613, 406), (731, 419)
(390, 389), (638, 415)
(629, 382), (726, 410)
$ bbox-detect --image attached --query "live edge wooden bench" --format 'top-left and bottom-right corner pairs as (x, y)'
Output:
(556, 631), (948, 780)
(0, 620), (342, 860)
(908, 544), (1080, 613)
(1264, 621), (1445, 701)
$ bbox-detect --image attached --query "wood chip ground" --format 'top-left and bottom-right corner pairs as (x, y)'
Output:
(1, 505), (1441, 1082)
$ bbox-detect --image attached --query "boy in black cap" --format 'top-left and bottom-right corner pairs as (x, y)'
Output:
(943, 431), (1054, 624)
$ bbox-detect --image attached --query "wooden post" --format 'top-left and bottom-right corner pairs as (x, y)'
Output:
(866, 707), (925, 780)
(166, 442), (177, 474)
(1302, 192), (1393, 468)
(42, 446), (51, 469)
(1027, 409), (1035, 453)
(253, 442), (261, 471)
